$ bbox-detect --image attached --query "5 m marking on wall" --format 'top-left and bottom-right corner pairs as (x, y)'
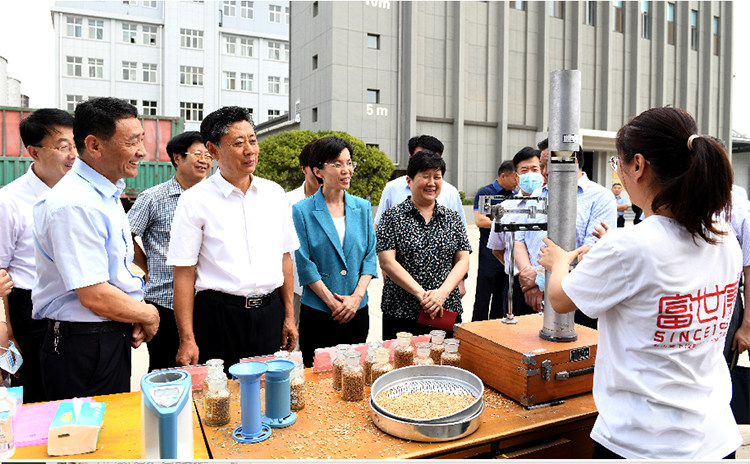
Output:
(366, 0), (391, 9)
(366, 104), (389, 116)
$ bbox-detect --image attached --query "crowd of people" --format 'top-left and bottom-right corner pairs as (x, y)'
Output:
(0, 98), (747, 459)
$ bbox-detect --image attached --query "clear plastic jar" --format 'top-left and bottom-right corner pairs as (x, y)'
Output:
(414, 341), (434, 365)
(394, 332), (414, 368)
(370, 347), (393, 384)
(363, 340), (382, 386)
(203, 371), (231, 426)
(274, 350), (291, 360)
(429, 330), (446, 364)
(341, 350), (364, 402)
(441, 338), (461, 367)
(290, 360), (306, 411)
(332, 344), (350, 391)
(203, 358), (224, 397)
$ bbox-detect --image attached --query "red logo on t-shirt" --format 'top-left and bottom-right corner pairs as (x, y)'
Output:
(653, 278), (738, 348)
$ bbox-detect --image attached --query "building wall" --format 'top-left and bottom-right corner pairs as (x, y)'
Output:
(290, 1), (733, 197)
(52, 0), (290, 131)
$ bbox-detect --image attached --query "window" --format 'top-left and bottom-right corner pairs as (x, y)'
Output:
(312, 107), (318, 123)
(367, 33), (380, 50)
(180, 102), (204, 121)
(180, 66), (204, 86)
(312, 54), (318, 70)
(268, 109), (281, 118)
(129, 99), (138, 107)
(223, 1), (236, 16)
(549, 1), (563, 19)
(240, 73), (253, 91)
(247, 108), (254, 117)
(367, 89), (380, 104)
(313, 1), (318, 17)
(66, 16), (82, 37)
(584, 1), (596, 25)
(641, 1), (650, 39)
(268, 41), (282, 60)
(143, 1), (157, 7)
(88, 58), (103, 78)
(240, 0), (253, 19)
(223, 71), (237, 90)
(143, 25), (157, 45)
(88, 19), (103, 40)
(667, 3), (675, 45)
(240, 37), (253, 56)
(510, 1), (525, 11)
(122, 61), (137, 81)
(122, 0), (135, 4)
(269, 4), (282, 23)
(180, 28), (204, 49)
(612, 1), (623, 32)
(268, 76), (281, 94)
(285, 6), (289, 24)
(713, 16), (720, 55)
(284, 43), (290, 61)
(143, 100), (157, 115)
(690, 10), (698, 50)
(122, 23), (137, 43)
(366, 143), (379, 149)
(66, 95), (84, 111)
(223, 35), (237, 54)
(284, 77), (289, 95)
(143, 63), (157, 83)
(66, 56), (82, 77)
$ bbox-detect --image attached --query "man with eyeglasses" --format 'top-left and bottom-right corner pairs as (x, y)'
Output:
(0, 109), (76, 403)
(128, 131), (210, 371)
(168, 107), (299, 369)
(32, 98), (159, 400)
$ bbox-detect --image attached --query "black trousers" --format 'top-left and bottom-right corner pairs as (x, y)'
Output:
(193, 290), (285, 368)
(298, 304), (369, 368)
(8, 288), (48, 403)
(146, 301), (179, 371)
(39, 321), (132, 401)
(472, 245), (507, 321)
(381, 312), (462, 342)
(616, 215), (625, 228)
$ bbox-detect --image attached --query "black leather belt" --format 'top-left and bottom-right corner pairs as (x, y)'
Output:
(46, 319), (131, 336)
(199, 288), (279, 309)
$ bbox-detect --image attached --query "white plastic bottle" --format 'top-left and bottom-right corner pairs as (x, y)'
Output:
(0, 387), (15, 458)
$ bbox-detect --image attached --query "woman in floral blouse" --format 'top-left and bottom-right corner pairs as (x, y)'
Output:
(376, 150), (471, 340)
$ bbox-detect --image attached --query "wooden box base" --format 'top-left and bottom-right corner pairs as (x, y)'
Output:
(455, 315), (598, 406)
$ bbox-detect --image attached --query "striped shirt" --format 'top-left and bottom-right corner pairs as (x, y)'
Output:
(128, 177), (183, 309)
(516, 173), (617, 267)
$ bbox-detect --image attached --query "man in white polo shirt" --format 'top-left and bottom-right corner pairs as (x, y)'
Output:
(168, 107), (299, 369)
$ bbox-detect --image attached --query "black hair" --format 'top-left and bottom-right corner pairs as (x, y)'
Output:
(408, 135), (444, 156)
(498, 160), (515, 176)
(20, 108), (75, 148)
(200, 106), (254, 146)
(407, 150), (446, 178)
(612, 182), (622, 187)
(512, 146), (541, 171)
(166, 131), (203, 168)
(298, 138), (322, 168)
(73, 98), (137, 153)
(309, 136), (354, 185)
(616, 106), (733, 243)
(537, 138), (548, 151)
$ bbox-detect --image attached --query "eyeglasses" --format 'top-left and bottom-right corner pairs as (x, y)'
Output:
(186, 151), (213, 161)
(34, 144), (74, 154)
(323, 161), (358, 171)
(608, 156), (619, 172)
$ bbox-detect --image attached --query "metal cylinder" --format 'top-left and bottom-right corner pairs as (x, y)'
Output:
(540, 70), (581, 342)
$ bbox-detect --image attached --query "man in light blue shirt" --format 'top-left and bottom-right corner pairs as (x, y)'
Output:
(374, 135), (467, 296)
(515, 145), (617, 327)
(32, 98), (159, 400)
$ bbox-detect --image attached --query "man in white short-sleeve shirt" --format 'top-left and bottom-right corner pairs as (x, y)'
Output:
(168, 107), (299, 368)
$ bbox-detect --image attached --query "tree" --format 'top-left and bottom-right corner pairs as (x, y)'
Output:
(257, 130), (395, 203)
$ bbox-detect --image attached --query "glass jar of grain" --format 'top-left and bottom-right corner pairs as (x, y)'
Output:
(332, 344), (350, 391)
(341, 350), (364, 401)
(394, 332), (414, 368)
(290, 360), (306, 412)
(363, 340), (382, 386)
(203, 370), (231, 426)
(429, 330), (446, 364)
(414, 341), (434, 365)
(441, 338), (461, 367)
(370, 347), (393, 384)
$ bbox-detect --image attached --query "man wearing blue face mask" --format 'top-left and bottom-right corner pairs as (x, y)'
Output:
(472, 160), (517, 321)
(487, 147), (543, 317)
(514, 141), (617, 328)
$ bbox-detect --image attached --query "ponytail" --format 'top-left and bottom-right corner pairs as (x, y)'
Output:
(615, 107), (732, 244)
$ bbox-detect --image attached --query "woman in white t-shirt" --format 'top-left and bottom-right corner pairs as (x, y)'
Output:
(537, 107), (743, 460)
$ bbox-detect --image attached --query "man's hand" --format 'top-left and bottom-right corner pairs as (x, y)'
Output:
(141, 303), (160, 342)
(281, 315), (298, 351)
(523, 286), (544, 312)
(0, 270), (12, 298)
(518, 267), (537, 292)
(732, 322), (750, 355)
(458, 279), (467, 298)
(176, 339), (200, 366)
(331, 293), (361, 324)
(592, 221), (611, 240)
(131, 323), (146, 348)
